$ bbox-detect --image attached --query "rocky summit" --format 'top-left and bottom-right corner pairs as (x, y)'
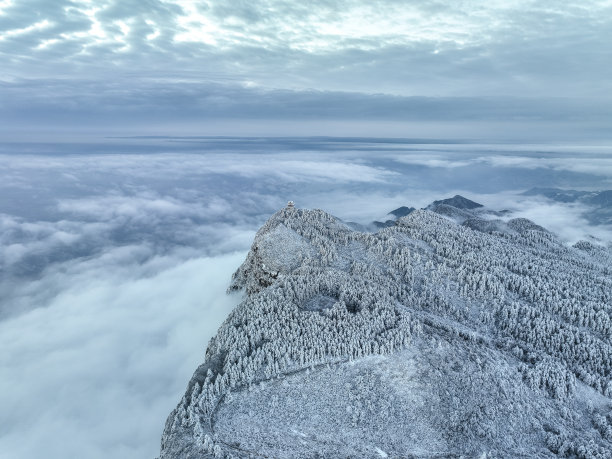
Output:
(160, 199), (612, 459)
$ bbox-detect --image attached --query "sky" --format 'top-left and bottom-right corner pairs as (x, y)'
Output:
(1, 0), (612, 138)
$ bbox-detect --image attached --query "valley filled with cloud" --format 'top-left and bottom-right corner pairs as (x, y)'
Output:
(1, 137), (611, 458)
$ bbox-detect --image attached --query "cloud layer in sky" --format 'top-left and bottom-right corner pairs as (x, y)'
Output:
(1, 0), (611, 96)
(1, 1), (611, 137)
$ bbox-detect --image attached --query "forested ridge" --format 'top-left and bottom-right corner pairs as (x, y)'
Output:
(160, 199), (612, 458)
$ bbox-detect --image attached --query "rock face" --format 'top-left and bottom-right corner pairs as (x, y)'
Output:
(160, 202), (612, 459)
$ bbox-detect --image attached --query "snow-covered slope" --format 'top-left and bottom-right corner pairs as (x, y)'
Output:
(159, 203), (612, 458)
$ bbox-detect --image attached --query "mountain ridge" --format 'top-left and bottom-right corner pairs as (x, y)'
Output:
(159, 198), (612, 458)
(373, 194), (485, 229)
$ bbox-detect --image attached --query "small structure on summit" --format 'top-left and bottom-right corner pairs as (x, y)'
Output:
(287, 201), (295, 209)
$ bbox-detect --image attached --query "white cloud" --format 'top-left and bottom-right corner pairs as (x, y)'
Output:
(0, 251), (246, 459)
(0, 19), (51, 39)
(392, 154), (473, 169)
(480, 155), (612, 178)
(467, 192), (612, 245)
(1, 140), (612, 459)
(57, 193), (225, 220)
(0, 214), (100, 269)
(511, 201), (612, 244)
(199, 157), (396, 183)
(0, 152), (395, 185)
(386, 145), (612, 180)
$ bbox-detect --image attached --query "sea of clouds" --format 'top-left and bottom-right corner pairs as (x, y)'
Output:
(1, 137), (611, 458)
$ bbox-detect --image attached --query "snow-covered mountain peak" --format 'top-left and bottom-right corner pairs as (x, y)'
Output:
(160, 201), (612, 458)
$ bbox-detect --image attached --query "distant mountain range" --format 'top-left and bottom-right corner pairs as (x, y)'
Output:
(369, 195), (499, 230)
(364, 190), (612, 231)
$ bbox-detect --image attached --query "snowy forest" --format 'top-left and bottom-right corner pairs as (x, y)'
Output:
(160, 198), (612, 458)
